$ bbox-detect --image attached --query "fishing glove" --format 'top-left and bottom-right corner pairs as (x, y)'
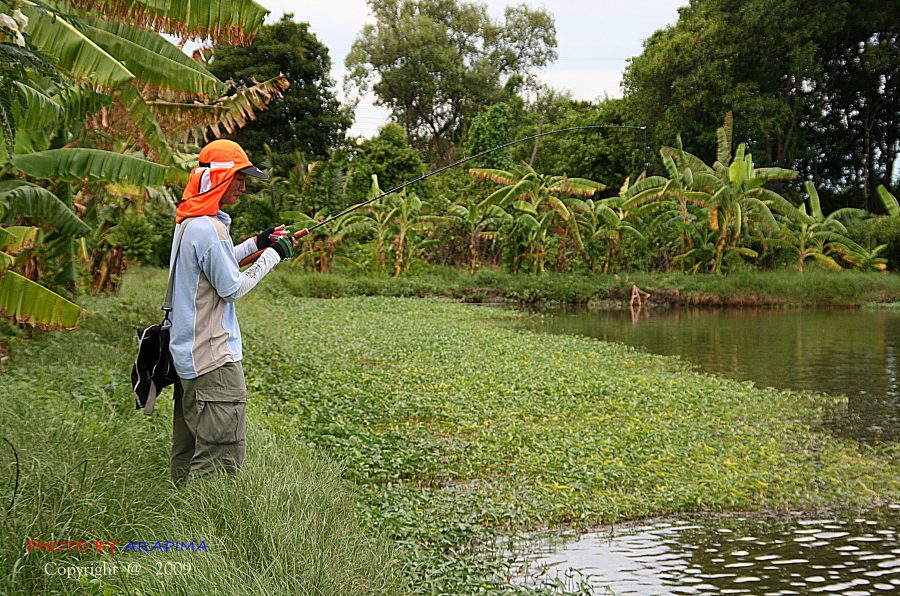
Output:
(254, 225), (286, 251)
(271, 235), (294, 261)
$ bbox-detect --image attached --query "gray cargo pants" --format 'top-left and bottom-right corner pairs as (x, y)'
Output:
(170, 361), (247, 484)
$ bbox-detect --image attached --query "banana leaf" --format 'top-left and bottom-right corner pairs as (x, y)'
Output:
(13, 148), (171, 186)
(0, 226), (39, 253)
(876, 185), (899, 218)
(0, 181), (90, 237)
(468, 168), (515, 186)
(546, 196), (570, 221)
(812, 253), (842, 271)
(22, 6), (133, 87)
(13, 82), (63, 131)
(116, 83), (175, 166)
(662, 138), (714, 174)
(85, 23), (226, 96)
(620, 176), (667, 199)
(513, 200), (538, 216)
(90, 20), (216, 75)
(753, 167), (797, 185)
(0, 270), (82, 328)
(716, 112), (733, 167)
(550, 177), (606, 196)
(661, 150), (679, 179)
(517, 213), (541, 232)
(59, 0), (269, 46)
(754, 189), (800, 219)
(149, 74), (289, 142)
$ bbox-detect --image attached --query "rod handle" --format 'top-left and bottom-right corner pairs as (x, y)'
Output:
(238, 228), (309, 267)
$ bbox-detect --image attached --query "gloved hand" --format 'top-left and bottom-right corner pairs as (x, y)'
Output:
(255, 224), (287, 250)
(271, 235), (295, 261)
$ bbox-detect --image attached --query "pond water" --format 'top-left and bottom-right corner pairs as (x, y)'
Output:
(505, 306), (899, 593)
(509, 511), (900, 595)
(516, 307), (900, 443)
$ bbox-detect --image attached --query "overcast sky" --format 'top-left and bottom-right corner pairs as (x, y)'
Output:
(255, 1), (686, 137)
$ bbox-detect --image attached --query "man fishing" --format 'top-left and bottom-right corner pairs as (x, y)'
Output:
(167, 139), (295, 484)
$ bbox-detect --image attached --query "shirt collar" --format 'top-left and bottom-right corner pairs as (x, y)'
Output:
(216, 210), (232, 226)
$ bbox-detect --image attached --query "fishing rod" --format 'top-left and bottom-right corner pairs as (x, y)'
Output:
(239, 124), (647, 267)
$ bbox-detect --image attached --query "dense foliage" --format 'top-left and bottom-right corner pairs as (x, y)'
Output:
(0, 0), (288, 326)
(228, 115), (897, 278)
(207, 15), (351, 170)
(622, 0), (899, 212)
(2, 0), (898, 320)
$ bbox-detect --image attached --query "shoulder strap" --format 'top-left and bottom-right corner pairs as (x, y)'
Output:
(162, 218), (194, 318)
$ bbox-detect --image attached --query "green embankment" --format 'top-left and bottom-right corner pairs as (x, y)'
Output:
(270, 266), (900, 307)
(0, 271), (405, 596)
(2, 267), (898, 593)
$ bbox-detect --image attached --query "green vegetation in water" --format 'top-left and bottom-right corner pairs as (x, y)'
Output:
(2, 268), (898, 594)
(864, 300), (900, 310)
(243, 269), (899, 591)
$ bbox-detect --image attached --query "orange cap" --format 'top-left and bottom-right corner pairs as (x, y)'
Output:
(176, 139), (268, 223)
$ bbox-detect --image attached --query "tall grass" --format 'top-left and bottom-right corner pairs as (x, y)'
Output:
(0, 270), (405, 595)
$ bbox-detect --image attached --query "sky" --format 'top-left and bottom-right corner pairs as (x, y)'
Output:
(253, 1), (687, 138)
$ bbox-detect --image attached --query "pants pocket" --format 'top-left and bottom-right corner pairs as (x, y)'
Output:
(196, 388), (246, 445)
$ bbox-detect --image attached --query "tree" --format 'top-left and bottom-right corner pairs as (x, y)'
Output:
(518, 97), (649, 193)
(208, 15), (350, 168)
(768, 182), (874, 272)
(622, 0), (898, 210)
(345, 0), (557, 159)
(622, 114), (797, 274)
(463, 102), (514, 169)
(570, 196), (646, 273)
(0, 0), (270, 326)
(344, 123), (425, 206)
(429, 198), (510, 273)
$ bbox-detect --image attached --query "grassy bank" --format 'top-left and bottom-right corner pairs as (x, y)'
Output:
(0, 274), (405, 595)
(2, 267), (898, 593)
(272, 265), (900, 307)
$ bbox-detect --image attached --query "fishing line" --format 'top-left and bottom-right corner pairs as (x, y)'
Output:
(239, 124), (646, 266)
(307, 124), (647, 234)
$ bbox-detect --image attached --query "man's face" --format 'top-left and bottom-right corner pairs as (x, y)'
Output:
(220, 172), (246, 205)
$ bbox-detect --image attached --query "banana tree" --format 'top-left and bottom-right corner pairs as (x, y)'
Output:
(9, 0), (267, 164)
(1, 0), (274, 322)
(282, 208), (370, 274)
(428, 198), (511, 273)
(386, 190), (426, 277)
(358, 175), (395, 272)
(768, 182), (870, 272)
(570, 197), (646, 273)
(619, 154), (710, 263)
(655, 114), (797, 273)
(702, 114), (798, 273)
(469, 163), (604, 273)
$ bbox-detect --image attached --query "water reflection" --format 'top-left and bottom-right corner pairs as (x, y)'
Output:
(518, 307), (900, 442)
(511, 511), (900, 595)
